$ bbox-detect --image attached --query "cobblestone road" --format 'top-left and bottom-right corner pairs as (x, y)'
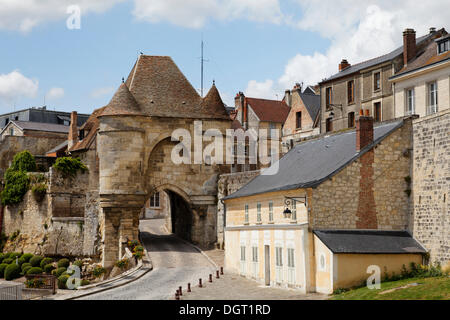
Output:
(79, 219), (216, 300)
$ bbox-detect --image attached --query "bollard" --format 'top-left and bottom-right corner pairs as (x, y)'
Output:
(199, 278), (203, 288)
(187, 283), (191, 292)
(179, 286), (183, 296)
(209, 274), (213, 282)
(220, 267), (224, 275)
(216, 270), (220, 279)
(175, 291), (180, 300)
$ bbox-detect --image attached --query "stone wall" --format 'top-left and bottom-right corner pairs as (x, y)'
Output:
(412, 109), (449, 267)
(312, 118), (413, 230)
(217, 170), (260, 248)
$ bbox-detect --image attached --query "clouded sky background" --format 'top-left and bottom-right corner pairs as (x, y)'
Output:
(0, 0), (448, 114)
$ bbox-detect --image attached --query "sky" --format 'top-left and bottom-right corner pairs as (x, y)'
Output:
(0, 0), (448, 115)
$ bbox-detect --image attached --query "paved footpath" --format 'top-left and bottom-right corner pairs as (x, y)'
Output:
(78, 219), (216, 300)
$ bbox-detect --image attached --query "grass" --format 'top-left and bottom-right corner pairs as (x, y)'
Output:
(331, 276), (450, 300)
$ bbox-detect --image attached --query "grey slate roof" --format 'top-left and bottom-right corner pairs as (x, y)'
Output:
(11, 121), (70, 133)
(313, 230), (427, 254)
(224, 120), (403, 200)
(299, 92), (320, 122)
(320, 33), (433, 84)
(46, 140), (68, 154)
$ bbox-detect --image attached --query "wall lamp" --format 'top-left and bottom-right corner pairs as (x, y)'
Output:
(283, 196), (307, 219)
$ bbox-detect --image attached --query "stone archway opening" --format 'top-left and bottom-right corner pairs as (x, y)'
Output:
(166, 190), (193, 242)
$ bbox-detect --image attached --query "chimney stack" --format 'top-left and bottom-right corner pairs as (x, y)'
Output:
(284, 90), (292, 107)
(356, 115), (374, 151)
(339, 59), (350, 72)
(429, 27), (436, 34)
(68, 111), (78, 150)
(403, 28), (416, 65)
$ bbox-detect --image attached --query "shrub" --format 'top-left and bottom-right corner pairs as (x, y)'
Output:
(133, 251), (143, 260)
(40, 257), (53, 269)
(93, 266), (106, 278)
(53, 157), (88, 178)
(25, 279), (45, 289)
(29, 255), (43, 267)
(44, 264), (55, 274)
(133, 245), (144, 253)
(57, 258), (70, 268)
(57, 274), (70, 289)
(0, 263), (8, 278)
(0, 233), (7, 252)
(4, 263), (21, 280)
(1, 169), (30, 206)
(26, 267), (43, 275)
(2, 252), (11, 259)
(3, 258), (13, 265)
(80, 279), (90, 287)
(20, 253), (33, 263)
(22, 266), (32, 276)
(9, 252), (21, 259)
(32, 183), (47, 202)
(17, 257), (27, 267)
(73, 260), (83, 268)
(0, 253), (4, 263)
(9, 151), (36, 172)
(115, 258), (129, 270)
(54, 267), (67, 278)
(21, 262), (32, 272)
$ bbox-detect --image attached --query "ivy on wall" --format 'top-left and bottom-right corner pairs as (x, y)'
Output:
(52, 157), (88, 178)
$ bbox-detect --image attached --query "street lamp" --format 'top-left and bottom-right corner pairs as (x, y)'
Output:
(283, 196), (307, 219)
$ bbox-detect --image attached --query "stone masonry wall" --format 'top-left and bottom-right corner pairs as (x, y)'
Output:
(312, 119), (413, 230)
(412, 109), (449, 267)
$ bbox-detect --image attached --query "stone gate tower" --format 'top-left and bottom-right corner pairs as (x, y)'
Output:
(97, 55), (231, 267)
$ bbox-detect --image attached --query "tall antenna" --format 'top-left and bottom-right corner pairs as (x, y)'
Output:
(200, 36), (209, 97)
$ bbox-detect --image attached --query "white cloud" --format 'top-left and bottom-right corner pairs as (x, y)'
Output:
(90, 86), (115, 99)
(132, 0), (283, 28)
(246, 1), (450, 98)
(245, 79), (278, 100)
(0, 70), (38, 103)
(46, 87), (64, 100)
(0, 0), (124, 32)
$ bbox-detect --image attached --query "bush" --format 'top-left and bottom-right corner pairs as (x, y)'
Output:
(0, 263), (8, 278)
(3, 258), (13, 265)
(9, 151), (36, 172)
(57, 274), (70, 289)
(115, 258), (129, 270)
(40, 257), (53, 269)
(1, 169), (30, 206)
(4, 263), (21, 280)
(9, 252), (21, 259)
(21, 262), (32, 272)
(80, 279), (90, 287)
(20, 253), (33, 263)
(1, 252), (11, 259)
(26, 267), (43, 275)
(32, 183), (47, 202)
(21, 265), (32, 275)
(73, 260), (83, 268)
(93, 266), (106, 278)
(0, 253), (4, 263)
(29, 255), (43, 267)
(44, 264), (55, 274)
(53, 157), (88, 178)
(17, 257), (27, 267)
(54, 267), (67, 278)
(57, 258), (70, 268)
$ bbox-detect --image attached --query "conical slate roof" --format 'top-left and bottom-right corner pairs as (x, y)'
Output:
(100, 82), (143, 117)
(201, 83), (230, 119)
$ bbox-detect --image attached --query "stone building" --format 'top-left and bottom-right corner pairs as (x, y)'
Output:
(412, 109), (449, 269)
(390, 33), (449, 118)
(223, 115), (427, 293)
(319, 28), (446, 133)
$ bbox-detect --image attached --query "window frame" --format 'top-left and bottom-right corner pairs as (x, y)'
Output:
(406, 88), (415, 115)
(244, 204), (249, 223)
(252, 246), (258, 262)
(347, 80), (355, 104)
(275, 247), (283, 267)
(268, 201), (273, 222)
(287, 248), (295, 268)
(150, 192), (160, 208)
(373, 72), (381, 91)
(428, 81), (438, 115)
(348, 112), (355, 128)
(295, 111), (302, 130)
(374, 102), (382, 122)
(325, 87), (333, 110)
(256, 202), (262, 223)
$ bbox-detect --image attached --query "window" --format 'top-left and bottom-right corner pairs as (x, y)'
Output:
(244, 204), (249, 223)
(150, 192), (160, 208)
(347, 80), (355, 104)
(9, 128), (14, 136)
(291, 200), (297, 221)
(428, 82), (438, 115)
(275, 247), (283, 267)
(240, 246), (246, 262)
(348, 112), (355, 128)
(374, 102), (382, 122)
(406, 88), (415, 115)
(63, 120), (70, 126)
(252, 246), (258, 262)
(374, 72), (381, 91)
(296, 112), (302, 129)
(269, 122), (276, 131)
(326, 117), (333, 132)
(287, 248), (295, 268)
(438, 39), (450, 54)
(319, 254), (326, 271)
(79, 129), (85, 140)
(268, 201), (273, 222)
(325, 87), (332, 109)
(257, 203), (261, 222)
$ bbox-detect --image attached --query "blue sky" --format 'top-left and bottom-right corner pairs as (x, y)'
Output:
(0, 0), (448, 115)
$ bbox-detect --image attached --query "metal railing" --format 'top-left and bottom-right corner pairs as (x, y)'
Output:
(0, 281), (24, 300)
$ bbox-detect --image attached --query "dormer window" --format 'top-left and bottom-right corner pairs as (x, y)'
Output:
(437, 38), (449, 54)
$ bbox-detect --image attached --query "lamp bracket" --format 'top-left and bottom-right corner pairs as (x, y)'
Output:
(284, 196), (307, 207)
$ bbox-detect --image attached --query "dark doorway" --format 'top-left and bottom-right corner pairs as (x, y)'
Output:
(167, 190), (193, 242)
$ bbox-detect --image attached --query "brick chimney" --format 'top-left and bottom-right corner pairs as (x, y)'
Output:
(339, 59), (350, 72)
(356, 115), (374, 151)
(68, 111), (78, 150)
(403, 28), (416, 65)
(284, 90), (292, 107)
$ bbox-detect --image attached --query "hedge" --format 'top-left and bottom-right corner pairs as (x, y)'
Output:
(5, 263), (21, 280)
(2, 258), (13, 265)
(21, 262), (32, 271)
(57, 274), (70, 289)
(54, 267), (67, 278)
(29, 255), (43, 267)
(26, 267), (43, 275)
(57, 258), (70, 268)
(21, 266), (32, 275)
(20, 253), (34, 262)
(40, 257), (53, 269)
(0, 263), (8, 278)
(44, 264), (55, 274)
